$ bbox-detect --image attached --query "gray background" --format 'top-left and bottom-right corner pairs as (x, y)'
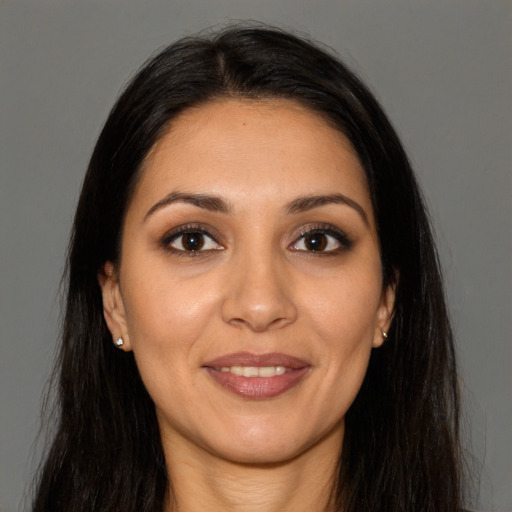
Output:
(1, 1), (510, 511)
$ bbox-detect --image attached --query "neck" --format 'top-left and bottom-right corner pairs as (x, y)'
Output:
(162, 426), (343, 512)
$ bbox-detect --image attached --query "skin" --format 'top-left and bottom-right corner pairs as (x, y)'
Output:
(99, 98), (395, 512)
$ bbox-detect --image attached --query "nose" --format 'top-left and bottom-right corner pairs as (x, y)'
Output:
(220, 251), (298, 332)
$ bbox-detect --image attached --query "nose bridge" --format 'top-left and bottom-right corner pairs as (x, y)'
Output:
(221, 242), (297, 332)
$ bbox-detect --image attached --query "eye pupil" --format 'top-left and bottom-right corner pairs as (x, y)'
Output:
(182, 232), (204, 251)
(304, 233), (327, 251)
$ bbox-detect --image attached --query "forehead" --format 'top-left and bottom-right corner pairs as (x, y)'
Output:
(132, 98), (372, 220)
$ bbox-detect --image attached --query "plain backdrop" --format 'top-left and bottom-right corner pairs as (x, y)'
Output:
(1, 2), (510, 511)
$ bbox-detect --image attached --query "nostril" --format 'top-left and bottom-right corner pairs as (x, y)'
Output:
(268, 317), (293, 330)
(220, 262), (298, 332)
(227, 317), (245, 328)
(226, 313), (295, 332)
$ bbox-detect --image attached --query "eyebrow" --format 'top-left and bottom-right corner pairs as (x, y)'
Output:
(285, 194), (369, 225)
(144, 191), (368, 225)
(144, 192), (231, 220)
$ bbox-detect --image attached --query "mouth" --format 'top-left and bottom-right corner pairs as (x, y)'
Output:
(202, 352), (310, 399)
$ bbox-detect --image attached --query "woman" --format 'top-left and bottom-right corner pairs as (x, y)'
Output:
(33, 26), (464, 511)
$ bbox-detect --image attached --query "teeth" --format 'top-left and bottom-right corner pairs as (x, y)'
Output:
(259, 366), (285, 377)
(243, 366), (259, 377)
(218, 366), (287, 377)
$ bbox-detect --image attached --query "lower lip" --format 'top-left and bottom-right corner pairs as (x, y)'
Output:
(204, 367), (310, 399)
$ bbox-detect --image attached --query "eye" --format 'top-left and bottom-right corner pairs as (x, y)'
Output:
(164, 228), (223, 254)
(290, 227), (351, 254)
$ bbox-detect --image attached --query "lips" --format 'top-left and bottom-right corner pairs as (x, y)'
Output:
(203, 352), (308, 369)
(202, 352), (310, 399)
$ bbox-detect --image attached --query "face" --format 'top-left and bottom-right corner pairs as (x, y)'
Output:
(100, 99), (394, 465)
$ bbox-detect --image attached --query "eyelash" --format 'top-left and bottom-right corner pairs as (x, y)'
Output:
(160, 223), (352, 257)
(161, 224), (223, 257)
(293, 224), (353, 255)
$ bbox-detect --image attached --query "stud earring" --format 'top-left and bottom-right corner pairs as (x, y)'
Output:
(381, 329), (388, 340)
(114, 337), (124, 348)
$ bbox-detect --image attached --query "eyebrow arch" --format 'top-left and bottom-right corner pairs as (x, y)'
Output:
(285, 194), (369, 225)
(144, 192), (231, 220)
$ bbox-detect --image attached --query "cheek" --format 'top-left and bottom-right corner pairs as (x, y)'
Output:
(305, 269), (382, 344)
(301, 263), (382, 397)
(120, 269), (221, 418)
(121, 260), (220, 359)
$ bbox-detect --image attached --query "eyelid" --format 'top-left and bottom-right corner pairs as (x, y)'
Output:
(289, 223), (353, 253)
(161, 223), (225, 255)
(162, 223), (220, 242)
(159, 222), (352, 256)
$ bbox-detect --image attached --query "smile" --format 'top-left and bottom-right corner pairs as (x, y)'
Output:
(216, 366), (287, 377)
(203, 352), (310, 399)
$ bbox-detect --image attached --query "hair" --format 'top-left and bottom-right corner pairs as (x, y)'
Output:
(33, 25), (464, 512)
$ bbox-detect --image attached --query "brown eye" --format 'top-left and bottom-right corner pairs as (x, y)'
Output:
(165, 228), (223, 254)
(304, 233), (327, 251)
(181, 232), (205, 251)
(290, 227), (350, 254)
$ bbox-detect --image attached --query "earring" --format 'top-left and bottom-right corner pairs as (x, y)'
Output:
(114, 337), (124, 348)
(381, 329), (388, 340)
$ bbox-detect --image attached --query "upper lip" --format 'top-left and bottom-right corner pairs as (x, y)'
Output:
(203, 352), (309, 369)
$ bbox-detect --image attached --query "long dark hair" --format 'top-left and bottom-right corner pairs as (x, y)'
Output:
(33, 25), (464, 512)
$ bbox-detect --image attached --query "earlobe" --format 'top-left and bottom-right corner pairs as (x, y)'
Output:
(372, 281), (397, 348)
(98, 262), (132, 351)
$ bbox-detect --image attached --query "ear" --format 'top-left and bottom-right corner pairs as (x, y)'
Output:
(372, 280), (397, 348)
(98, 261), (132, 351)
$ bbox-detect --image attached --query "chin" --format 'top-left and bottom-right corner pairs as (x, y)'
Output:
(214, 441), (308, 466)
(205, 420), (342, 466)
